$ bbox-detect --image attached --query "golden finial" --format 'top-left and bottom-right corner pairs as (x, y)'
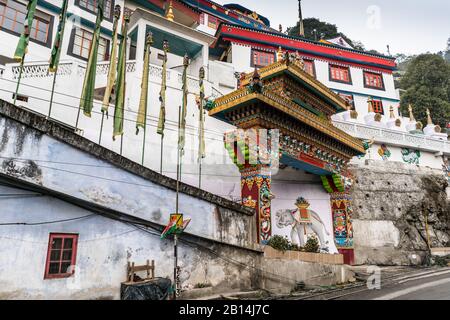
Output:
(166, 1), (174, 21)
(389, 106), (395, 119)
(408, 104), (415, 122)
(426, 108), (433, 126)
(277, 46), (284, 62)
(367, 97), (374, 113)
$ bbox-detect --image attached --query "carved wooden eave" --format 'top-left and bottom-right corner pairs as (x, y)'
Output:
(210, 88), (365, 157)
(239, 59), (348, 112)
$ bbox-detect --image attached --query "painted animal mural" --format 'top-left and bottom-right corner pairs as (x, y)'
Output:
(401, 148), (421, 165)
(275, 197), (330, 249)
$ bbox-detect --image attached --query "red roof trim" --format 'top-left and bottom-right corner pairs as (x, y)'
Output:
(217, 24), (396, 71)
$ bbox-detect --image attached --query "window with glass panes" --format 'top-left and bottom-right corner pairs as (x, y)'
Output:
(0, 0), (52, 45)
(77, 0), (113, 19)
(70, 27), (109, 61)
(364, 71), (384, 90)
(44, 233), (78, 279)
(252, 50), (275, 68)
(329, 65), (351, 83)
(372, 99), (384, 114)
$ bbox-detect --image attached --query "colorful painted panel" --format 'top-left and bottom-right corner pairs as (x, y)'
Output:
(401, 148), (421, 165)
(378, 144), (391, 161)
(331, 193), (354, 249)
(240, 166), (272, 244)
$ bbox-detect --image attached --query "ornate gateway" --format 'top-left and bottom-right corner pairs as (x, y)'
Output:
(208, 56), (364, 262)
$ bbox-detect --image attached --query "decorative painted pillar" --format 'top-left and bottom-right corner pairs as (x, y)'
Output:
(241, 164), (272, 244)
(321, 174), (355, 265)
(224, 129), (277, 244)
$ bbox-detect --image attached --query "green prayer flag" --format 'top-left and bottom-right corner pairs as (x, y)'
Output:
(136, 33), (153, 134)
(79, 0), (104, 117)
(113, 13), (129, 140)
(157, 41), (170, 136)
(14, 0), (38, 62)
(102, 5), (121, 115)
(49, 0), (69, 72)
(178, 54), (189, 155)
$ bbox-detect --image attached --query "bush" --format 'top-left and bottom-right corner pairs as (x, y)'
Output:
(304, 235), (320, 253)
(267, 235), (291, 252)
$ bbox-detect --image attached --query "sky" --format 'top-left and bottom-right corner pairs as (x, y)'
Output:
(215, 0), (450, 56)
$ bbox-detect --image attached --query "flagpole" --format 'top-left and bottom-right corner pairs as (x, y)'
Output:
(13, 59), (24, 105)
(47, 71), (57, 118)
(198, 67), (205, 189)
(160, 135), (164, 174)
(99, 111), (105, 144)
(174, 104), (181, 300)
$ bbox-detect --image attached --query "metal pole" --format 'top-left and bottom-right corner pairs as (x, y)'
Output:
(13, 59), (25, 105)
(48, 70), (58, 118)
(99, 111), (105, 144)
(120, 134), (124, 156)
(199, 158), (202, 189)
(75, 104), (82, 131)
(160, 135), (164, 174)
(141, 119), (147, 165)
(173, 105), (181, 300)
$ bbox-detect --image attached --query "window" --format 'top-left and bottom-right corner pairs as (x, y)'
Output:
(44, 233), (78, 279)
(76, 0), (113, 20)
(251, 50), (275, 68)
(0, 0), (53, 46)
(364, 71), (385, 90)
(338, 93), (354, 108)
(69, 27), (110, 62)
(329, 65), (351, 84)
(372, 99), (384, 114)
(303, 59), (315, 77)
(208, 15), (219, 29)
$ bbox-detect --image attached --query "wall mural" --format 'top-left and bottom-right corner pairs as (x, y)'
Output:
(401, 148), (421, 165)
(378, 144), (391, 161)
(241, 167), (273, 244)
(330, 193), (354, 249)
(275, 197), (330, 250)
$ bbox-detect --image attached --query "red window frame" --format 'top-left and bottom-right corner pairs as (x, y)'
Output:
(372, 99), (384, 114)
(329, 65), (351, 84)
(364, 71), (385, 90)
(44, 233), (78, 279)
(303, 59), (315, 77)
(252, 50), (275, 68)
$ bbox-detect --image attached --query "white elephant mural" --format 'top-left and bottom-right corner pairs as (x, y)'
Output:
(275, 197), (330, 250)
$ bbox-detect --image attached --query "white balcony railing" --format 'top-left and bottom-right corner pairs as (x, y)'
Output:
(332, 119), (450, 155)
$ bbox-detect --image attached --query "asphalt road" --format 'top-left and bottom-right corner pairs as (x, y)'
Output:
(336, 268), (450, 300)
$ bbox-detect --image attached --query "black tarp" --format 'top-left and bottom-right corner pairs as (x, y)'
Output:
(120, 278), (172, 300)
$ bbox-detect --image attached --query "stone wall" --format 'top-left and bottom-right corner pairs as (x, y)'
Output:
(350, 160), (450, 266)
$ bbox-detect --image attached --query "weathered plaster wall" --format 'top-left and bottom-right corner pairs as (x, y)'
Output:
(0, 185), (262, 299)
(350, 160), (450, 266)
(0, 105), (257, 249)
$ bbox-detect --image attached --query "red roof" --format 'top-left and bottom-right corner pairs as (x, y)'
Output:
(213, 24), (397, 73)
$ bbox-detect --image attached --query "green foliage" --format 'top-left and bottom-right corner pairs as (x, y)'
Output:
(304, 235), (320, 253)
(399, 54), (450, 128)
(267, 235), (291, 252)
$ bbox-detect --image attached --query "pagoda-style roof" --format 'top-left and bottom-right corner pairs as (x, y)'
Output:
(209, 57), (365, 175)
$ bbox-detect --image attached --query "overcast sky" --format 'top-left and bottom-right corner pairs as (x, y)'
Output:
(216, 0), (450, 56)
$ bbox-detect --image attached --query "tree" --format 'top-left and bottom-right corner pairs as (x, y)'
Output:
(444, 37), (450, 63)
(399, 54), (450, 128)
(287, 18), (356, 47)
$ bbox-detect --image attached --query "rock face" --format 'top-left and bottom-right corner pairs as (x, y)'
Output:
(350, 160), (450, 266)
